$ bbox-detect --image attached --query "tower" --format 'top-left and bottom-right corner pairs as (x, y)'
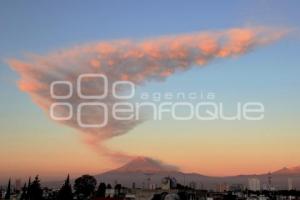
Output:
(288, 178), (293, 190)
(268, 172), (272, 190)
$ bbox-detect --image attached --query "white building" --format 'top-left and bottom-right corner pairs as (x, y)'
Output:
(105, 188), (115, 197)
(161, 177), (177, 190)
(248, 178), (260, 191)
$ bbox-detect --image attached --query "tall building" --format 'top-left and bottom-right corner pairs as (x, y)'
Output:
(288, 178), (293, 190)
(248, 178), (260, 191)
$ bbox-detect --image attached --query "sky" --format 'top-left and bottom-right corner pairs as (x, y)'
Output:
(0, 0), (300, 183)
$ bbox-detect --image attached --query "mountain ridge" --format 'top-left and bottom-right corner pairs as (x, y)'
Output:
(95, 157), (300, 189)
(105, 156), (300, 176)
(42, 158), (300, 189)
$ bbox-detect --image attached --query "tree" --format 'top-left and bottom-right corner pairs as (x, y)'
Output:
(74, 175), (97, 200)
(57, 174), (73, 200)
(20, 183), (28, 200)
(114, 184), (122, 198)
(27, 177), (32, 200)
(28, 175), (43, 200)
(4, 178), (11, 200)
(95, 182), (106, 197)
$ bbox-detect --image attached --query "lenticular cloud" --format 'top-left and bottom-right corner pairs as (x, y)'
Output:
(8, 26), (288, 162)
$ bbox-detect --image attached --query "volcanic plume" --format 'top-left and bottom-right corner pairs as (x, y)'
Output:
(8, 26), (288, 163)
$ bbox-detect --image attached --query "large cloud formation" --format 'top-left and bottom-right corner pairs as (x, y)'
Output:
(8, 27), (288, 163)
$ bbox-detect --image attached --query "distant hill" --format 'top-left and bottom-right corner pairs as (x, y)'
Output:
(43, 158), (300, 190)
(94, 157), (300, 190)
(273, 166), (300, 175)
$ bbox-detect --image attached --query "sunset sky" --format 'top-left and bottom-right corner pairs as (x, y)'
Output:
(1, 0), (300, 183)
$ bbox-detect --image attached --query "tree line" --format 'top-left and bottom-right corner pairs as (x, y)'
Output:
(2, 174), (124, 200)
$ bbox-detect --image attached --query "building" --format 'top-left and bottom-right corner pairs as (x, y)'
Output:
(161, 177), (177, 190)
(105, 188), (115, 197)
(149, 183), (156, 190)
(188, 181), (197, 190)
(229, 183), (245, 192)
(215, 183), (229, 192)
(288, 178), (293, 190)
(248, 178), (260, 191)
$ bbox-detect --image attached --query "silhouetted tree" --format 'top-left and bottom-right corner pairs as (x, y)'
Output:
(114, 184), (122, 198)
(177, 191), (187, 200)
(107, 184), (112, 189)
(95, 182), (106, 197)
(28, 175), (43, 200)
(57, 174), (73, 200)
(20, 183), (28, 200)
(224, 192), (237, 200)
(151, 192), (168, 200)
(4, 178), (11, 200)
(27, 177), (32, 200)
(74, 175), (96, 200)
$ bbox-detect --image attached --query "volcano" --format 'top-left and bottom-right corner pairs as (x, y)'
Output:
(95, 157), (206, 188)
(94, 158), (300, 189)
(273, 166), (300, 175)
(44, 159), (300, 190)
(110, 157), (178, 173)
